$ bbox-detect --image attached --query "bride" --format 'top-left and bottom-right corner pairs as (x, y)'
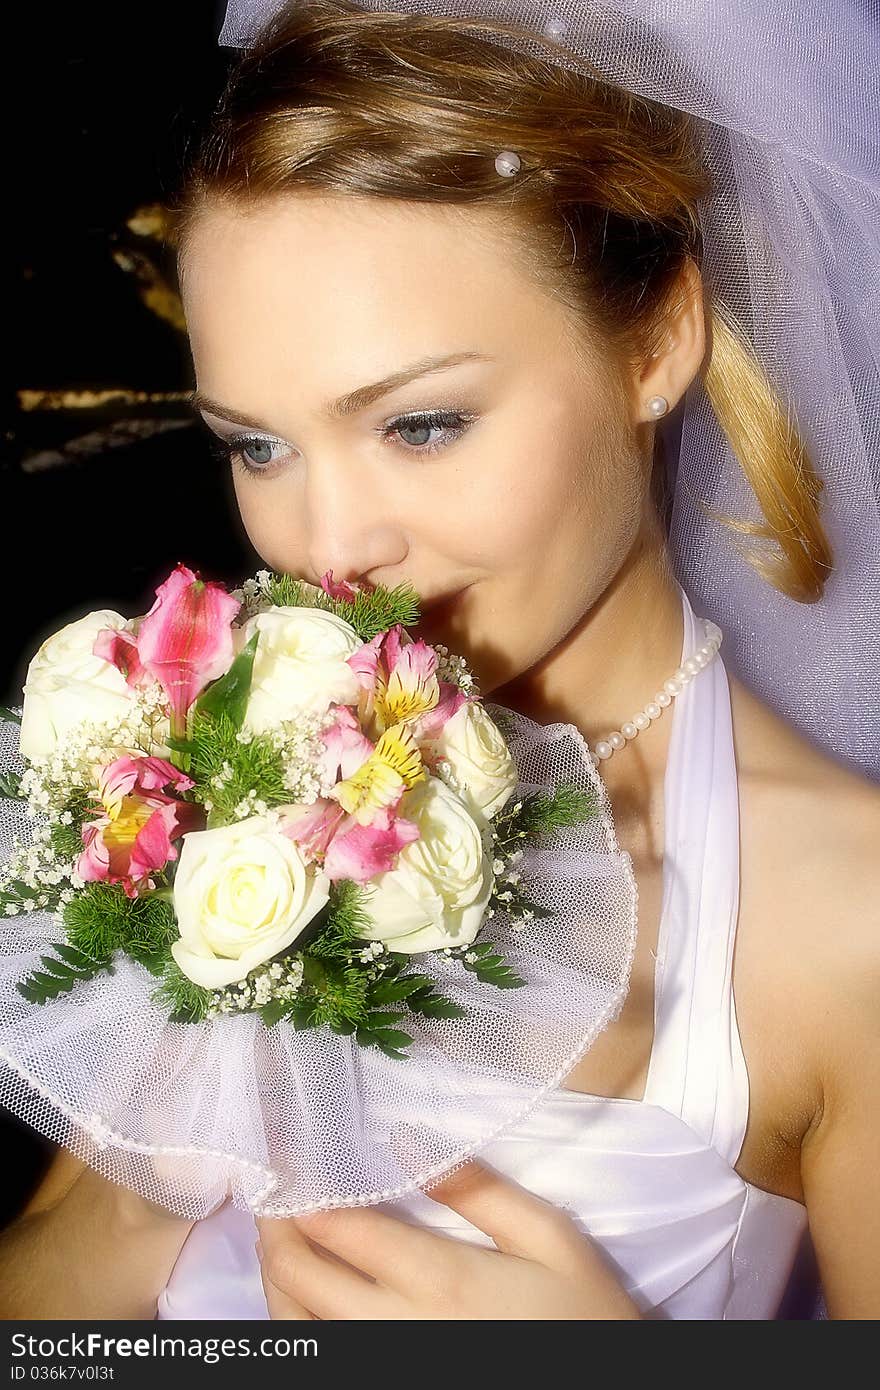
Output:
(1, 0), (877, 1320)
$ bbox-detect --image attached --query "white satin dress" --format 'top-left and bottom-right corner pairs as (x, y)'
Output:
(156, 585), (809, 1320)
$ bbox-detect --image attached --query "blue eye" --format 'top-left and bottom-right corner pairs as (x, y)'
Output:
(240, 438), (275, 467)
(207, 408), (476, 478)
(381, 409), (476, 456)
(208, 433), (294, 477)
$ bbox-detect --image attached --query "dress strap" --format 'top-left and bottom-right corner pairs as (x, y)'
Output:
(642, 585), (750, 1168)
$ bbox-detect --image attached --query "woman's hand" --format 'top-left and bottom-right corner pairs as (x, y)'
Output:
(255, 1160), (641, 1320)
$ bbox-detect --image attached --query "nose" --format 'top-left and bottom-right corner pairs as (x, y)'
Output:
(302, 451), (407, 588)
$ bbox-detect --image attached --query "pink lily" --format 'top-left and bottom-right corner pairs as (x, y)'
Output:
(92, 628), (151, 690)
(320, 569), (359, 602)
(78, 755), (202, 899)
(136, 564), (240, 734)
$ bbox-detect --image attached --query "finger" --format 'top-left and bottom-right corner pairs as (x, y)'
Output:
(255, 1215), (389, 1320)
(279, 1203), (462, 1294)
(423, 1160), (579, 1265)
(258, 1252), (315, 1320)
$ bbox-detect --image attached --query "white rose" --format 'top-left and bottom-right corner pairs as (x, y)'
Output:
(359, 776), (494, 954)
(171, 814), (331, 988)
(19, 610), (137, 762)
(240, 606), (362, 733)
(428, 701), (518, 821)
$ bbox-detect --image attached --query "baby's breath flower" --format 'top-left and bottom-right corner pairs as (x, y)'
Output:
(205, 952), (305, 1017)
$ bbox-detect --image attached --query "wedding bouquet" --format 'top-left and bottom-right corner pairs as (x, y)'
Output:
(1, 565), (592, 1059)
(0, 567), (637, 1216)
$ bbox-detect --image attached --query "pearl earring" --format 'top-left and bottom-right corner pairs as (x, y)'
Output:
(646, 395), (669, 418)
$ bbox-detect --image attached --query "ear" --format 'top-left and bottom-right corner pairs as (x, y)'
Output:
(633, 258), (707, 421)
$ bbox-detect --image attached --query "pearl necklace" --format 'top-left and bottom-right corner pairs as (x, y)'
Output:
(588, 618), (723, 764)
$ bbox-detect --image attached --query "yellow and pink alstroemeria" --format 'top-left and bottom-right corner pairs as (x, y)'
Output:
(78, 755), (203, 899)
(281, 627), (472, 883)
(281, 705), (424, 882)
(347, 624), (467, 742)
(283, 797), (420, 884)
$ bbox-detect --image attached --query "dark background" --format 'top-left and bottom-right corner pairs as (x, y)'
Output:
(3, 2), (255, 1225)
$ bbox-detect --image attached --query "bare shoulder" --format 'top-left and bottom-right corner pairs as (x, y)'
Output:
(725, 674), (879, 1190)
(728, 668), (879, 858)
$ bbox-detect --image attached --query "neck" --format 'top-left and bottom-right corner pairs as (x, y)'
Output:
(493, 530), (685, 797)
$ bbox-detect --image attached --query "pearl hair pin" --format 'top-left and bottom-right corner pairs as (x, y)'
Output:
(494, 150), (522, 177)
(589, 618), (723, 765)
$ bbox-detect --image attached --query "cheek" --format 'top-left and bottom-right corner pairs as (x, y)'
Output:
(232, 473), (307, 568)
(451, 417), (605, 572)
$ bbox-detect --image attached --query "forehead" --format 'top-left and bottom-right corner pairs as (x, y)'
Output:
(178, 193), (576, 394)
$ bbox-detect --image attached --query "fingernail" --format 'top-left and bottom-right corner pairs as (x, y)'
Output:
(254, 1239), (263, 1262)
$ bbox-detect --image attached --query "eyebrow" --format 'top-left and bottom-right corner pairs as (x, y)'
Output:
(190, 350), (493, 429)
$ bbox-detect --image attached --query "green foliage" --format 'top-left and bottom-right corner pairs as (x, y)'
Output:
(496, 891), (556, 923)
(303, 956), (372, 1029)
(258, 895), (466, 1057)
(261, 995), (313, 1029)
(367, 953), (466, 1021)
(267, 956), (421, 1060)
(62, 882), (179, 961)
(0, 706), (22, 725)
(354, 1019), (414, 1061)
(152, 957), (212, 1023)
(261, 954), (372, 1033)
(184, 709), (288, 825)
(492, 783), (596, 858)
(306, 881), (373, 961)
(195, 632), (259, 730)
(49, 791), (93, 861)
(518, 783), (597, 834)
(18, 943), (115, 1004)
(0, 769), (23, 799)
(261, 573), (306, 609)
(0, 880), (43, 915)
(452, 940), (525, 990)
(357, 955), (466, 1058)
(262, 573), (421, 642)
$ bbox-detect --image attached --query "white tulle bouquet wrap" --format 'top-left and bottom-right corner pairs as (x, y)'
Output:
(0, 566), (637, 1217)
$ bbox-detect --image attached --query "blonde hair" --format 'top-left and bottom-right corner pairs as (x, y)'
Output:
(174, 0), (832, 602)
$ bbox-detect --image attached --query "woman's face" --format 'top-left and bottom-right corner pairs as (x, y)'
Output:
(179, 194), (651, 695)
